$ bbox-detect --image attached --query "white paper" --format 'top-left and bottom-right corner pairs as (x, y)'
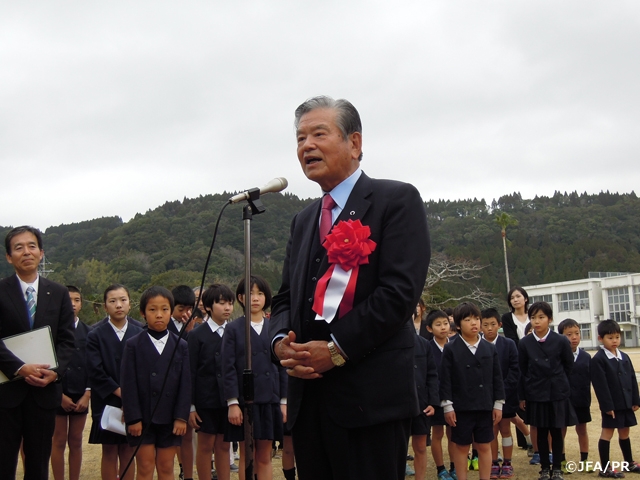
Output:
(100, 405), (127, 436)
(0, 326), (57, 384)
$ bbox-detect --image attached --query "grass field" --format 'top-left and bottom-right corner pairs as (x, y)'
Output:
(17, 348), (640, 479)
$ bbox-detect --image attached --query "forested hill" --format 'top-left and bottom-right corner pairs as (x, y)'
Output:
(1, 190), (639, 308)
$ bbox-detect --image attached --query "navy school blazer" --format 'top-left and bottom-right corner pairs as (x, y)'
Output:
(414, 335), (440, 411)
(490, 335), (519, 411)
(60, 320), (91, 396)
(121, 330), (191, 426)
(188, 321), (226, 410)
(591, 348), (640, 413)
(569, 348), (591, 409)
(439, 336), (505, 412)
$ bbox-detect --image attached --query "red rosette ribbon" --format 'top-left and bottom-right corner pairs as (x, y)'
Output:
(312, 220), (377, 322)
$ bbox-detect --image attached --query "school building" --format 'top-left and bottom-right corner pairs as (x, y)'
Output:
(523, 272), (640, 349)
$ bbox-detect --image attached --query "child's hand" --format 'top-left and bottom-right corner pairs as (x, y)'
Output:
(228, 404), (243, 426)
(74, 392), (91, 412)
(173, 419), (187, 436)
(280, 404), (287, 424)
(519, 400), (526, 411)
(189, 411), (201, 430)
(61, 394), (77, 412)
(128, 422), (142, 436)
(444, 410), (456, 427)
(633, 405), (639, 412)
(492, 408), (503, 425)
(424, 406), (435, 416)
(607, 410), (616, 418)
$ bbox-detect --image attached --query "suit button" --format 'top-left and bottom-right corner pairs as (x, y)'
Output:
(308, 298), (313, 303)
(266, 372), (270, 376)
(414, 365), (418, 369)
(479, 385), (483, 388)
(215, 352), (219, 356)
(217, 374), (221, 377)
(263, 349), (268, 354)
(312, 277), (317, 281)
(152, 373), (156, 376)
(152, 392), (157, 396)
(315, 258), (320, 263)
(466, 365), (470, 368)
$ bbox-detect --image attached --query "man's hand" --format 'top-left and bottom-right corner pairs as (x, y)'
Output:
(128, 421), (142, 436)
(444, 410), (457, 427)
(189, 411), (202, 430)
(228, 404), (243, 426)
(277, 331), (334, 379)
(492, 408), (503, 425)
(61, 394), (77, 412)
(21, 364), (58, 387)
(424, 405), (435, 416)
(173, 419), (187, 436)
(75, 391), (91, 413)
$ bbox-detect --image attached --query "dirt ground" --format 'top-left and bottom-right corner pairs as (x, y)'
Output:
(19, 348), (640, 479)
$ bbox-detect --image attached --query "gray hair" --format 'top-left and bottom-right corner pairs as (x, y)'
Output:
(294, 96), (363, 161)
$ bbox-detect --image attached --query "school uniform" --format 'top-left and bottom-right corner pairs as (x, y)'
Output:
(411, 335), (439, 435)
(187, 318), (229, 436)
(440, 335), (505, 445)
(57, 318), (91, 416)
(90, 315), (144, 330)
(517, 330), (576, 428)
(222, 316), (286, 442)
(570, 348), (592, 424)
(121, 330), (191, 447)
(168, 317), (188, 337)
(484, 335), (519, 418)
(591, 347), (640, 429)
(429, 338), (448, 426)
(86, 318), (144, 444)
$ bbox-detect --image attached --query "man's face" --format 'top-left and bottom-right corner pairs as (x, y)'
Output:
(6, 232), (43, 278)
(296, 108), (362, 191)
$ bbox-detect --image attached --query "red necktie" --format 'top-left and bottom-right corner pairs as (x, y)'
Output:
(319, 194), (336, 243)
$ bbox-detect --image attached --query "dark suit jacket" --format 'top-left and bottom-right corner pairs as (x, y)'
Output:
(491, 335), (519, 411)
(591, 349), (640, 413)
(439, 336), (505, 412)
(60, 320), (91, 396)
(501, 312), (524, 346)
(414, 335), (439, 411)
(570, 349), (591, 409)
(223, 317), (286, 405)
(517, 331), (573, 403)
(86, 319), (144, 416)
(188, 321), (226, 409)
(270, 173), (430, 429)
(0, 275), (75, 409)
(121, 331), (191, 426)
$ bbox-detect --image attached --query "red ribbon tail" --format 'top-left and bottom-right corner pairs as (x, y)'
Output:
(312, 264), (335, 317)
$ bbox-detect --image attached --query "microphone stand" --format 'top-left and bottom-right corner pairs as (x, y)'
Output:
(240, 188), (265, 480)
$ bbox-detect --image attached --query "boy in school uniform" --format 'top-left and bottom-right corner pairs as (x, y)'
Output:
(558, 318), (592, 471)
(591, 319), (640, 478)
(121, 286), (191, 480)
(440, 302), (505, 480)
(170, 285), (196, 480)
(188, 284), (235, 480)
(480, 308), (520, 479)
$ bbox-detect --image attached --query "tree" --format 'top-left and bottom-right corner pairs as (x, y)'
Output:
(495, 212), (518, 292)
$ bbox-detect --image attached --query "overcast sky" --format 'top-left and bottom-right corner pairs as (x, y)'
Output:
(1, 1), (639, 231)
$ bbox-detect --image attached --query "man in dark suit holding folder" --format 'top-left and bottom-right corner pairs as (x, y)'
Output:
(0, 226), (75, 479)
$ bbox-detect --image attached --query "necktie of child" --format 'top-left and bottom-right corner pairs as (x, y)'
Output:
(26, 286), (36, 329)
(319, 194), (337, 243)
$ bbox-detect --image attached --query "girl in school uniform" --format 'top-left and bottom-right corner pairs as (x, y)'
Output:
(518, 302), (576, 480)
(222, 275), (286, 480)
(87, 284), (144, 480)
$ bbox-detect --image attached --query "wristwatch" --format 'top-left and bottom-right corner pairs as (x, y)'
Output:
(327, 341), (346, 367)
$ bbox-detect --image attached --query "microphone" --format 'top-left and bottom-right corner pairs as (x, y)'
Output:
(228, 177), (288, 204)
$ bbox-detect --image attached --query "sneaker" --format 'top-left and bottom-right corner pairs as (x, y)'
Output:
(627, 462), (640, 473)
(471, 456), (479, 471)
(538, 469), (551, 480)
(500, 464), (514, 478)
(211, 467), (218, 480)
(467, 457), (472, 470)
(437, 470), (453, 480)
(598, 470), (625, 478)
(551, 469), (564, 480)
(405, 464), (415, 476)
(561, 460), (571, 475)
(449, 468), (458, 480)
(530, 453), (541, 465)
(490, 464), (501, 479)
(233, 451), (240, 460)
(229, 464), (239, 473)
(179, 465), (185, 480)
(528, 445), (535, 457)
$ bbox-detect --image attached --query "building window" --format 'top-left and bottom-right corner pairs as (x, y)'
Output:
(530, 294), (552, 304)
(580, 323), (592, 341)
(558, 291), (590, 312)
(635, 285), (640, 306)
(625, 331), (633, 340)
(608, 287), (630, 323)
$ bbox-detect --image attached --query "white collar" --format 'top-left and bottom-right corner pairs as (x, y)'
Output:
(533, 329), (551, 342)
(17, 274), (39, 298)
(207, 318), (226, 333)
(602, 346), (623, 360)
(461, 334), (481, 349)
(483, 334), (499, 345)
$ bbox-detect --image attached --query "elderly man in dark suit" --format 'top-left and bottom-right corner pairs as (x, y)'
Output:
(270, 96), (430, 480)
(0, 226), (75, 479)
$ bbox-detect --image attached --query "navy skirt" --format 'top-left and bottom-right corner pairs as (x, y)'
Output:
(525, 399), (577, 429)
(227, 403), (283, 442)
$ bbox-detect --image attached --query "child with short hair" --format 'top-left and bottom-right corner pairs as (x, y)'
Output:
(121, 286), (191, 480)
(518, 302), (576, 480)
(51, 286), (91, 480)
(557, 318), (592, 472)
(591, 319), (640, 478)
(426, 310), (456, 480)
(222, 275), (286, 480)
(87, 284), (143, 480)
(188, 284), (235, 480)
(480, 308), (520, 479)
(440, 303), (505, 480)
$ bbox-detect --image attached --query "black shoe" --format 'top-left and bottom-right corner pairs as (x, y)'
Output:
(551, 469), (564, 480)
(538, 469), (551, 480)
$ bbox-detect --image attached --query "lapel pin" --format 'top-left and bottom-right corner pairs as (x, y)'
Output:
(350, 211), (355, 216)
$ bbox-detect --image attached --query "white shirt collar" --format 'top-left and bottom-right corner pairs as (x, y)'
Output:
(108, 317), (128, 340)
(483, 334), (499, 345)
(324, 168), (362, 222)
(251, 318), (265, 335)
(461, 334), (482, 354)
(148, 331), (169, 354)
(17, 274), (39, 300)
(533, 329), (551, 342)
(433, 337), (448, 352)
(207, 318), (227, 336)
(171, 317), (183, 331)
(602, 346), (623, 360)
